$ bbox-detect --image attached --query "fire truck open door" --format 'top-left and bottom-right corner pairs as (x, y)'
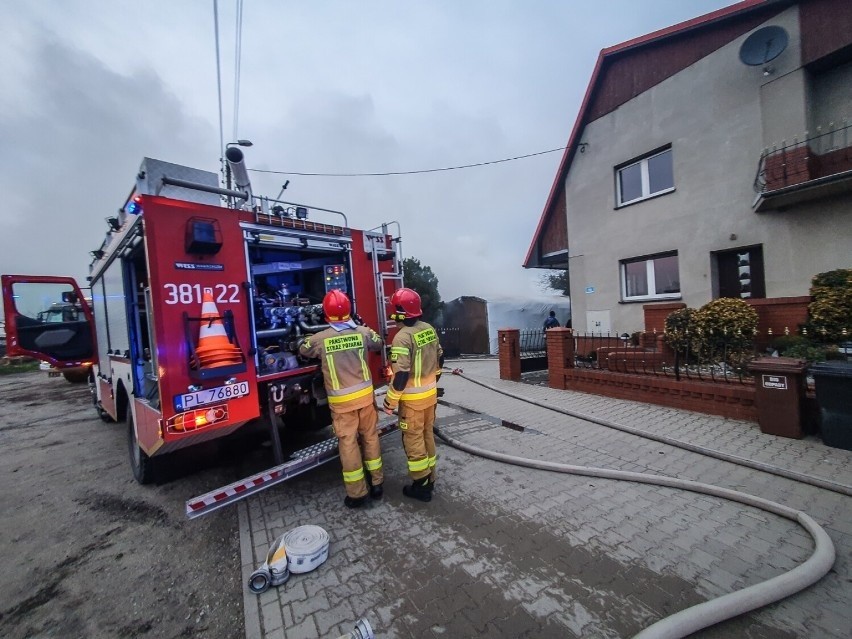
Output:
(1, 275), (95, 369)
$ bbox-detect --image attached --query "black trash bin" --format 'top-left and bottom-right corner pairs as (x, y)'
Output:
(811, 360), (852, 451)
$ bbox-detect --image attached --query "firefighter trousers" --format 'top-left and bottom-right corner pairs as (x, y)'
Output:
(332, 404), (384, 499)
(399, 403), (437, 482)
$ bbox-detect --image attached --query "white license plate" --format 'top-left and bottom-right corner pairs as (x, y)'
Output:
(177, 381), (250, 411)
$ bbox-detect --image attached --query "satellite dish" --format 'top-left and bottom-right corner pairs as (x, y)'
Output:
(739, 26), (789, 66)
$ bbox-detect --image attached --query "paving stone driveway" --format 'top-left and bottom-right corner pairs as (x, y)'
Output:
(238, 359), (852, 639)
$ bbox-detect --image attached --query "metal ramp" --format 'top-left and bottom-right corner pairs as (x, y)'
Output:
(185, 418), (399, 519)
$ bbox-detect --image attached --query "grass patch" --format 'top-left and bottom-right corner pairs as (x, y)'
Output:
(0, 361), (40, 375)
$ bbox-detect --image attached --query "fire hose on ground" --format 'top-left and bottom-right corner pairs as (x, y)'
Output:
(248, 525), (330, 594)
(449, 369), (852, 497)
(248, 525), (374, 638)
(435, 368), (837, 639)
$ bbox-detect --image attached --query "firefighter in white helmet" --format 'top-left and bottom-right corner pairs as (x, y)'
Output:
(382, 288), (444, 502)
(299, 289), (385, 508)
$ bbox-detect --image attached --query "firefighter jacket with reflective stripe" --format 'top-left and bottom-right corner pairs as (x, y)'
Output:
(386, 320), (443, 410)
(299, 325), (383, 413)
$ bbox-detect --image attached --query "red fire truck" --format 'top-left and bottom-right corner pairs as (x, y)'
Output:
(2, 152), (402, 491)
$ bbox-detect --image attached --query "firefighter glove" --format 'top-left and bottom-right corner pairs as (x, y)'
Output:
(382, 397), (396, 415)
(383, 387), (402, 414)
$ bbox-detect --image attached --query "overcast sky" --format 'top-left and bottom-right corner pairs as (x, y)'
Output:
(0, 0), (736, 304)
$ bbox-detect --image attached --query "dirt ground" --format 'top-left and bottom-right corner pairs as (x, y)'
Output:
(0, 370), (297, 639)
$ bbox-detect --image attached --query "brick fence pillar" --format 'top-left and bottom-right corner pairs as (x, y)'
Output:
(498, 329), (521, 381)
(546, 328), (574, 389)
(643, 302), (686, 334)
(655, 333), (675, 364)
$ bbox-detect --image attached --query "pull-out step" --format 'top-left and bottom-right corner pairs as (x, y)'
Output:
(186, 418), (398, 519)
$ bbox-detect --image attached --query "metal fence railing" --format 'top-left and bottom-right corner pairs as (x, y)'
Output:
(579, 333), (751, 384)
(519, 329), (547, 355)
(565, 328), (850, 385)
(519, 328), (548, 372)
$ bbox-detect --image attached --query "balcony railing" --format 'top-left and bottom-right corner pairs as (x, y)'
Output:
(754, 121), (852, 194)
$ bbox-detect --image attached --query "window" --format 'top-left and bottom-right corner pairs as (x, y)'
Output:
(616, 147), (674, 206)
(621, 252), (680, 301)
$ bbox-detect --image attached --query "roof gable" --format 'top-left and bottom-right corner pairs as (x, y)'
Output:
(587, 6), (785, 121)
(524, 0), (789, 268)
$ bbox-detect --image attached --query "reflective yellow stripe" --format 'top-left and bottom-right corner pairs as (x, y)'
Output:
(427, 455), (436, 468)
(328, 379), (372, 397)
(401, 382), (437, 401)
(402, 387), (438, 401)
(390, 347), (408, 356)
(358, 348), (369, 381)
(386, 387), (403, 401)
(343, 467), (365, 483)
(364, 457), (382, 471)
(414, 348), (422, 386)
(401, 388), (437, 401)
(407, 458), (430, 472)
(327, 384), (375, 404)
(326, 354), (339, 389)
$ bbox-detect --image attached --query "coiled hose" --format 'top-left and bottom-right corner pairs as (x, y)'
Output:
(434, 369), (837, 639)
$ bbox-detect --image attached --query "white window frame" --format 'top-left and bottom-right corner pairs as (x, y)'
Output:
(620, 252), (681, 302)
(616, 147), (675, 207)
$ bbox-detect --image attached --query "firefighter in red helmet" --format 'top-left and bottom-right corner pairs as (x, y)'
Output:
(382, 287), (444, 502)
(299, 289), (385, 508)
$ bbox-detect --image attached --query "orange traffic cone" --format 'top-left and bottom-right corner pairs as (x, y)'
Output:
(194, 291), (243, 369)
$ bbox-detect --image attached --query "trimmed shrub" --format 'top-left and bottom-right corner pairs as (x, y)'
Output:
(781, 342), (828, 363)
(806, 268), (852, 342)
(693, 298), (758, 364)
(663, 307), (698, 355)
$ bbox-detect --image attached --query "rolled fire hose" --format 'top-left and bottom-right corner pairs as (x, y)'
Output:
(248, 525), (330, 594)
(333, 618), (374, 639)
(248, 535), (291, 595)
(282, 525), (330, 574)
(434, 426), (836, 639)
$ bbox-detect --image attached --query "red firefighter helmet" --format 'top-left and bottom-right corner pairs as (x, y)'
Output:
(323, 289), (351, 322)
(389, 287), (422, 321)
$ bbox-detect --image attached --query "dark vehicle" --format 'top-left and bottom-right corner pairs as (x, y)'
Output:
(38, 300), (93, 383)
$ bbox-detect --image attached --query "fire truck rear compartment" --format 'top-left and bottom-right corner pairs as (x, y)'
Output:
(247, 242), (351, 378)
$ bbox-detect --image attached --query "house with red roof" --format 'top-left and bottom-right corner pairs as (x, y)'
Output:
(524, 0), (852, 334)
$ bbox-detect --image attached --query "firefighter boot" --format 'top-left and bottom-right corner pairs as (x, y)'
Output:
(402, 477), (432, 503)
(364, 469), (383, 500)
(344, 495), (368, 509)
